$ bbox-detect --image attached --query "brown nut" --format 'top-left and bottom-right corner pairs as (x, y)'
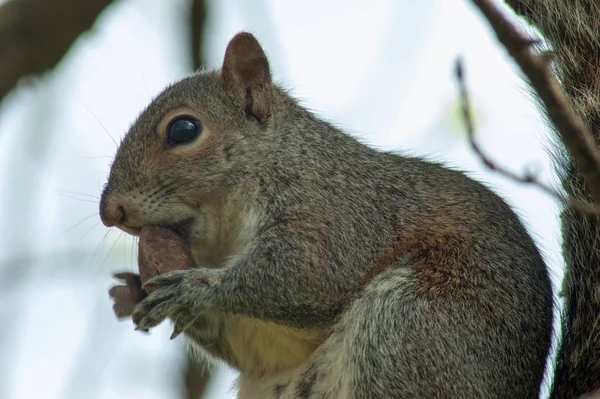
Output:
(138, 226), (196, 292)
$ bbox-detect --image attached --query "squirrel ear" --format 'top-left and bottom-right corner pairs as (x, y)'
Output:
(220, 33), (272, 121)
(221, 32), (271, 89)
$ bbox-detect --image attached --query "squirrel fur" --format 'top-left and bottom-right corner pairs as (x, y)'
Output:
(100, 31), (554, 397)
(505, 1), (600, 397)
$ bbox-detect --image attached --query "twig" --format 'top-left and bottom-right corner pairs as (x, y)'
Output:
(503, 0), (535, 20)
(185, 2), (211, 398)
(0, 0), (115, 104)
(469, 0), (600, 205)
(455, 58), (600, 214)
(190, 0), (206, 71)
(184, 354), (211, 399)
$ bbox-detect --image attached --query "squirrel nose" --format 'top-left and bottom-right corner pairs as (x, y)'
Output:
(100, 194), (144, 235)
(99, 196), (127, 227)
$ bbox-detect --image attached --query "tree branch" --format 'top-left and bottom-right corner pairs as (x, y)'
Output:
(455, 58), (600, 214)
(0, 0), (115, 104)
(503, 0), (535, 19)
(185, 1), (211, 397)
(184, 355), (211, 399)
(469, 0), (600, 204)
(189, 0), (206, 71)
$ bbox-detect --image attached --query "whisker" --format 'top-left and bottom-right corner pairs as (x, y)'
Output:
(130, 237), (138, 270)
(58, 194), (99, 204)
(60, 213), (98, 235)
(72, 96), (118, 147)
(80, 220), (102, 241)
(121, 234), (127, 271)
(161, 199), (193, 206)
(55, 189), (100, 200)
(101, 231), (123, 269)
(89, 228), (112, 271)
(79, 155), (114, 159)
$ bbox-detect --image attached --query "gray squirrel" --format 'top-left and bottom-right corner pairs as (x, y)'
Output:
(101, 0), (600, 398)
(101, 32), (552, 398)
(100, 1), (600, 395)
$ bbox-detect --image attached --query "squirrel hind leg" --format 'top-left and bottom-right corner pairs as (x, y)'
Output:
(275, 266), (546, 398)
(237, 264), (549, 398)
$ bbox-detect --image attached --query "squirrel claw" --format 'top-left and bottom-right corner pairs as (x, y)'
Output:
(134, 325), (149, 333)
(170, 328), (182, 340)
(132, 301), (174, 330)
(132, 269), (217, 332)
(170, 311), (199, 339)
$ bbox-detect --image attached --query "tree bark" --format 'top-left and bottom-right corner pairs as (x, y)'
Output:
(0, 0), (115, 103)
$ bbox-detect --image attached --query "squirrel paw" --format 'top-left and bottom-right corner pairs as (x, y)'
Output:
(109, 272), (148, 318)
(131, 268), (222, 337)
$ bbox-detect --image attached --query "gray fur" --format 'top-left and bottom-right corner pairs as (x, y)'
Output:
(101, 32), (553, 398)
(505, 1), (600, 397)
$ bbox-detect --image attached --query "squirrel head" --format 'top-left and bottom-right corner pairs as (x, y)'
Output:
(99, 32), (274, 253)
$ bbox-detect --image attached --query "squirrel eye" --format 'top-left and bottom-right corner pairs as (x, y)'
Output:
(166, 117), (202, 146)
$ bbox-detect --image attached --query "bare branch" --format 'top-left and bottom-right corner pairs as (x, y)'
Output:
(0, 0), (115, 104)
(184, 355), (211, 399)
(455, 58), (600, 214)
(503, 0), (535, 20)
(190, 0), (206, 71)
(185, 2), (211, 397)
(469, 0), (600, 204)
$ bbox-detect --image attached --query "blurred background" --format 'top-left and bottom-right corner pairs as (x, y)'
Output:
(0, 0), (562, 398)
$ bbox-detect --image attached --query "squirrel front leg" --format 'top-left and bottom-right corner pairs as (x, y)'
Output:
(132, 223), (359, 337)
(109, 272), (240, 368)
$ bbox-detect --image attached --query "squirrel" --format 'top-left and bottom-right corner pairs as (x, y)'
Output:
(100, 32), (554, 397)
(503, 0), (600, 398)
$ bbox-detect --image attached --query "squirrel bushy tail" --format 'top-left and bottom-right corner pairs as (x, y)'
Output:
(505, 1), (600, 397)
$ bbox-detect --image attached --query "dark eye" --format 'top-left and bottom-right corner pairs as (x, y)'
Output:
(167, 117), (202, 146)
